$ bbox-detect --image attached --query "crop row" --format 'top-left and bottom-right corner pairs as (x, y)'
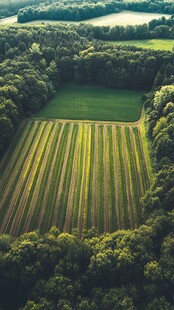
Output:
(0, 121), (152, 236)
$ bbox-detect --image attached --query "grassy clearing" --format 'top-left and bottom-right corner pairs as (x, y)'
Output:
(0, 120), (153, 235)
(34, 84), (144, 122)
(80, 11), (171, 27)
(105, 39), (174, 51)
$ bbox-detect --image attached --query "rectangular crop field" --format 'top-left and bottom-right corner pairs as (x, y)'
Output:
(34, 84), (144, 122)
(0, 120), (153, 236)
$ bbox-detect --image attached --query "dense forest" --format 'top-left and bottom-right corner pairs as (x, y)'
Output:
(0, 217), (174, 309)
(0, 5), (174, 309)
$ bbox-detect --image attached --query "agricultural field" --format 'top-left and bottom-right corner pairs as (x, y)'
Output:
(106, 39), (174, 51)
(35, 84), (144, 122)
(0, 120), (153, 236)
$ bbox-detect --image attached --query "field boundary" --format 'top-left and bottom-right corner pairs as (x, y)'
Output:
(31, 105), (145, 126)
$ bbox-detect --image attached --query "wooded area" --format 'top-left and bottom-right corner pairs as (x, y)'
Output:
(0, 2), (174, 308)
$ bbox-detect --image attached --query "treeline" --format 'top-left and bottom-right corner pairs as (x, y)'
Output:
(0, 216), (174, 309)
(1, 23), (174, 154)
(141, 85), (174, 220)
(0, 0), (47, 19)
(89, 16), (174, 41)
(18, 11), (174, 42)
(125, 0), (174, 15)
(1, 0), (174, 21)
(17, 0), (174, 23)
(18, 0), (123, 23)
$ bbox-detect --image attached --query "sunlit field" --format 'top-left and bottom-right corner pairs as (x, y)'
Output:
(106, 39), (174, 51)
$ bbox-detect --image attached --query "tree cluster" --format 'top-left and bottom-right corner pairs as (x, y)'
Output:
(0, 216), (174, 310)
(88, 16), (174, 41)
(18, 0), (123, 23)
(141, 85), (174, 219)
(125, 0), (174, 15)
(17, 0), (174, 23)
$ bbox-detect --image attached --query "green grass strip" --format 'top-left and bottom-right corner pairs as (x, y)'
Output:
(73, 124), (87, 231)
(97, 125), (104, 233)
(0, 121), (34, 196)
(0, 121), (41, 224)
(124, 127), (141, 227)
(133, 127), (150, 193)
(0, 121), (27, 177)
(45, 123), (70, 230)
(107, 126), (117, 232)
(56, 124), (79, 232)
(116, 126), (129, 229)
(5, 122), (47, 233)
(38, 123), (63, 233)
(17, 123), (54, 235)
(86, 124), (95, 230)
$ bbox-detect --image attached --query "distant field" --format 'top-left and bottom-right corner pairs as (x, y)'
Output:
(0, 120), (153, 236)
(0, 10), (171, 26)
(81, 11), (171, 26)
(34, 85), (144, 122)
(106, 39), (174, 51)
(25, 10), (171, 26)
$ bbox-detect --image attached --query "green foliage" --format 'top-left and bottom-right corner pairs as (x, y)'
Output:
(0, 9), (174, 310)
(0, 217), (173, 309)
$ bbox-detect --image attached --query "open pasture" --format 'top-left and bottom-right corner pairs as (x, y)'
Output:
(81, 11), (171, 27)
(106, 39), (174, 51)
(0, 120), (153, 236)
(35, 85), (144, 122)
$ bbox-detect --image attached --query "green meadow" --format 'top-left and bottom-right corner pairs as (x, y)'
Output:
(34, 84), (144, 122)
(106, 39), (174, 51)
